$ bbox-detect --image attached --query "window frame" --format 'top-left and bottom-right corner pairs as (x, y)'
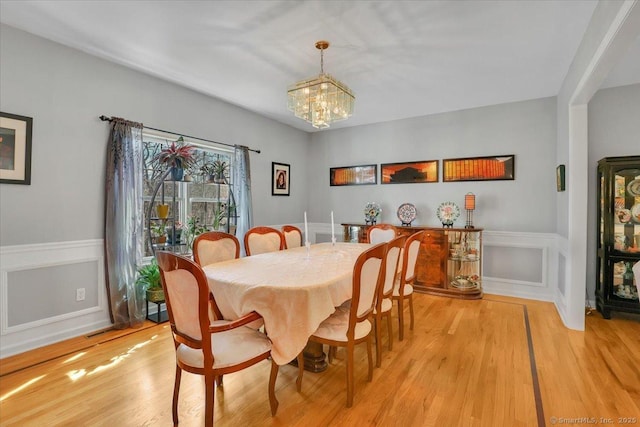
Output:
(141, 130), (235, 259)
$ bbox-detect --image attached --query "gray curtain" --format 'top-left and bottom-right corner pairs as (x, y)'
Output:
(105, 118), (145, 328)
(234, 145), (253, 256)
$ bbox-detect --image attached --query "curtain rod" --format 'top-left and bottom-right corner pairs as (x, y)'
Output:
(99, 115), (261, 154)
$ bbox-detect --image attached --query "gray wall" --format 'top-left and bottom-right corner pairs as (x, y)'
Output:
(0, 24), (310, 247)
(587, 83), (640, 300)
(308, 97), (558, 232)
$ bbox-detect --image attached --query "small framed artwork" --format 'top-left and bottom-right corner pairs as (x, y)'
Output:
(0, 112), (33, 185)
(381, 160), (438, 184)
(272, 162), (290, 196)
(443, 155), (515, 182)
(556, 164), (565, 192)
(330, 164), (377, 186)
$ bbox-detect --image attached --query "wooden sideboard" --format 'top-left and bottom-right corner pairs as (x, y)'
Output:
(342, 223), (483, 299)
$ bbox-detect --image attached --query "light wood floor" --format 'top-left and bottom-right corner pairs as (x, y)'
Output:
(1, 294), (639, 426)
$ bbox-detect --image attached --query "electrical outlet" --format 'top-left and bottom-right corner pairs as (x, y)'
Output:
(76, 288), (86, 301)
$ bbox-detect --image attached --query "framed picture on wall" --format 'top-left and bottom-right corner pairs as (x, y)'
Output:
(272, 162), (290, 196)
(0, 112), (33, 185)
(330, 164), (377, 186)
(442, 155), (515, 182)
(380, 160), (439, 184)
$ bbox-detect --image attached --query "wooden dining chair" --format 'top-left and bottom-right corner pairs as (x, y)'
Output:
(394, 230), (424, 341)
(244, 226), (285, 256)
(156, 251), (302, 427)
(281, 225), (303, 249)
(308, 242), (387, 407)
(193, 231), (240, 267)
(373, 235), (406, 367)
(367, 223), (397, 244)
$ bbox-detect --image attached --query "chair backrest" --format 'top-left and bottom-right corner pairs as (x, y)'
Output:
(193, 231), (240, 266)
(282, 225), (303, 249)
(156, 251), (222, 363)
(349, 243), (387, 337)
(244, 226), (285, 256)
(400, 231), (425, 286)
(367, 224), (397, 244)
(379, 235), (407, 302)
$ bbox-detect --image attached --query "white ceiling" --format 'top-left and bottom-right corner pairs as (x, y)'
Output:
(1, 1), (638, 132)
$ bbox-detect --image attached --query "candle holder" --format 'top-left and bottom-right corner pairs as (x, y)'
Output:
(465, 192), (476, 229)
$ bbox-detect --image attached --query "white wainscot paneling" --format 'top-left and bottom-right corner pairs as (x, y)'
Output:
(554, 235), (571, 326)
(482, 231), (559, 301)
(0, 240), (111, 358)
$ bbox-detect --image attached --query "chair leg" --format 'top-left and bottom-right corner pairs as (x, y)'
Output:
(204, 373), (215, 427)
(346, 342), (355, 408)
(328, 345), (337, 363)
(268, 359), (279, 416)
(398, 297), (405, 341)
(385, 311), (393, 351)
(375, 313), (382, 368)
(296, 352), (304, 392)
(172, 366), (182, 426)
(216, 374), (224, 387)
(366, 335), (373, 382)
(409, 294), (414, 331)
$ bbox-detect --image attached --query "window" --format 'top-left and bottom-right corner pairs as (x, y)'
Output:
(141, 132), (235, 257)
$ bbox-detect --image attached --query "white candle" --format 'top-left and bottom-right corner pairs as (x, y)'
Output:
(304, 211), (309, 244)
(331, 211), (335, 240)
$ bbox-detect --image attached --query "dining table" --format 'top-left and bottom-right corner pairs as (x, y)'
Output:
(202, 242), (371, 370)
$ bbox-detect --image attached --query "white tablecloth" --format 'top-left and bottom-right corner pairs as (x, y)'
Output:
(203, 242), (370, 365)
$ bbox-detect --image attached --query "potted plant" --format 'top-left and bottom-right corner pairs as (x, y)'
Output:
(199, 163), (217, 183)
(213, 203), (227, 231)
(156, 204), (169, 219)
(184, 214), (208, 250)
(166, 220), (183, 245)
(211, 160), (228, 183)
(136, 258), (164, 302)
(150, 223), (166, 244)
(153, 136), (195, 181)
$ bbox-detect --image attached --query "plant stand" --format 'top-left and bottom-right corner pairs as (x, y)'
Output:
(146, 299), (168, 323)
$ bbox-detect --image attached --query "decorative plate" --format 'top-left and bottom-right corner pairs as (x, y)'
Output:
(627, 179), (640, 197)
(631, 203), (640, 224)
(436, 202), (460, 226)
(614, 286), (639, 301)
(397, 203), (417, 225)
(364, 202), (382, 224)
(616, 208), (632, 223)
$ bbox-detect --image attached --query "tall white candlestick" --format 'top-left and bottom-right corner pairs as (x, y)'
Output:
(304, 211), (309, 244)
(331, 211), (335, 240)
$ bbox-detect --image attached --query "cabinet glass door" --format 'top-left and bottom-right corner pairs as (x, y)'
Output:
(612, 168), (640, 254)
(599, 174), (605, 251)
(446, 230), (481, 290)
(611, 260), (638, 301)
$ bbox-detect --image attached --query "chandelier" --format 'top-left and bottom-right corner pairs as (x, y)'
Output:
(287, 41), (355, 129)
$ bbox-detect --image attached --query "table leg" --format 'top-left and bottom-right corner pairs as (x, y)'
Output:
(302, 341), (327, 372)
(291, 341), (328, 372)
